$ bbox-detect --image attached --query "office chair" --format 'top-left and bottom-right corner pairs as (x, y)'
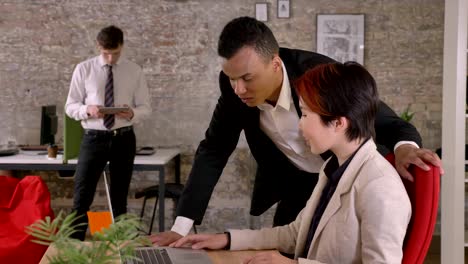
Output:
(135, 182), (185, 235)
(135, 150), (199, 235)
(385, 153), (440, 264)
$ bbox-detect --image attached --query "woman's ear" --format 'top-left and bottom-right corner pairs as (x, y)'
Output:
(334, 117), (348, 132)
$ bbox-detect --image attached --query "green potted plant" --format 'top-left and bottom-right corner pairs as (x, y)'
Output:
(400, 105), (415, 122)
(26, 211), (151, 264)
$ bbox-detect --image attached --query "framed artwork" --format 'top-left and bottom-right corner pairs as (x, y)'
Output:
(255, 3), (268, 22)
(316, 14), (365, 65)
(278, 0), (290, 18)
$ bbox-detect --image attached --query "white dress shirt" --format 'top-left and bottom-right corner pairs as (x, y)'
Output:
(257, 62), (324, 173)
(171, 62), (418, 236)
(65, 55), (151, 129)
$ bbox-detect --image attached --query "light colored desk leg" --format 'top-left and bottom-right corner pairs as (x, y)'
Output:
(158, 167), (165, 232)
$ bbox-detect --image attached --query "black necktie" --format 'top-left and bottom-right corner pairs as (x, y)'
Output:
(104, 65), (114, 129)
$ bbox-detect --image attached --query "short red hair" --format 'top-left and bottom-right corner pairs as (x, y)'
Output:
(294, 62), (379, 141)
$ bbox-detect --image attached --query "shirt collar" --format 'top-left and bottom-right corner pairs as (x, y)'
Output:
(324, 138), (371, 184)
(258, 61), (292, 111)
(98, 55), (121, 68)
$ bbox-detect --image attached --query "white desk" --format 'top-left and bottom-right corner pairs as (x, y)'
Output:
(0, 151), (64, 168)
(0, 148), (181, 231)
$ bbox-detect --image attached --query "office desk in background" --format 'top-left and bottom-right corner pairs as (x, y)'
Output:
(0, 148), (181, 231)
(39, 244), (272, 264)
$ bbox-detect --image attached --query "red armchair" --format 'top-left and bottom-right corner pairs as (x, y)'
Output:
(385, 153), (441, 264)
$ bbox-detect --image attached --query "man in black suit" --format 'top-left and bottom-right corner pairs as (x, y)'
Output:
(151, 17), (442, 246)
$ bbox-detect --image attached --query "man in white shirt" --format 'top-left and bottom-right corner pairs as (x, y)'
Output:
(150, 17), (443, 246)
(65, 25), (150, 240)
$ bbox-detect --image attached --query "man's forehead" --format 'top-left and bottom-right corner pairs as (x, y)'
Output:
(221, 48), (263, 78)
(99, 45), (122, 53)
(222, 61), (251, 79)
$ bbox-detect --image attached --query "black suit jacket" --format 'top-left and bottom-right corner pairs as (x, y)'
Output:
(177, 48), (422, 224)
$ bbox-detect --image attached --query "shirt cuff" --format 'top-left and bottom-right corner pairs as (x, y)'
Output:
(171, 216), (194, 236)
(80, 105), (89, 120)
(394, 141), (420, 152)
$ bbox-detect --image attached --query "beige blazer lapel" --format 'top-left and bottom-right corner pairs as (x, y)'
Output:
(307, 140), (377, 256)
(308, 182), (343, 252)
(294, 173), (328, 257)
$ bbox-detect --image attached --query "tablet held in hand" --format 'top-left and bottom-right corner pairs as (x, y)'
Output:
(99, 107), (130, 114)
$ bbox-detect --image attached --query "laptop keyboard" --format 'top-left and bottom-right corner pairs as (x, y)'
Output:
(124, 248), (173, 264)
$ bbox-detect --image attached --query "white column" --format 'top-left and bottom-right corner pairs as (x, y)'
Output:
(441, 0), (467, 262)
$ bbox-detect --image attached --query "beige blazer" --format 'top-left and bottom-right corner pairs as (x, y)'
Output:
(230, 140), (411, 264)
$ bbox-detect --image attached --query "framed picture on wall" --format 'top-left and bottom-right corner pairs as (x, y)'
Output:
(278, 0), (290, 18)
(255, 3), (268, 22)
(316, 14), (365, 65)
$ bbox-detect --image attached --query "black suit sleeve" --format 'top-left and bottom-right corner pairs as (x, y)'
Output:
(176, 72), (244, 224)
(374, 100), (422, 150)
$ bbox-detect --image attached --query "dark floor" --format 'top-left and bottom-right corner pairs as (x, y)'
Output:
(424, 235), (468, 263)
(424, 235), (441, 264)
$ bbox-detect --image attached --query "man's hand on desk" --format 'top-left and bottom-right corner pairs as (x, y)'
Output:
(149, 231), (183, 246)
(169, 233), (228, 250)
(242, 251), (298, 264)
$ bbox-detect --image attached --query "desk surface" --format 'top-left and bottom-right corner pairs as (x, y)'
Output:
(39, 244), (269, 264)
(0, 148), (180, 166)
(0, 151), (63, 164)
(67, 148), (180, 165)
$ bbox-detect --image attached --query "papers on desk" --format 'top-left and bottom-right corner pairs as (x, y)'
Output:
(136, 147), (155, 155)
(0, 146), (19, 156)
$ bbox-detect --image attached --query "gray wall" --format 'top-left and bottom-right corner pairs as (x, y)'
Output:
(0, 0), (444, 233)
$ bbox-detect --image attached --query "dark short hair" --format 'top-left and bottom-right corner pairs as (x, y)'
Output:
(295, 62), (379, 141)
(217, 16), (279, 61)
(96, 25), (124, 49)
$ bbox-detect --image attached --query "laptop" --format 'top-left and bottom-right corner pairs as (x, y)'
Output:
(122, 247), (213, 264)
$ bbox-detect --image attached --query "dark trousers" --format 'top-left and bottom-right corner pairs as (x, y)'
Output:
(273, 172), (319, 227)
(71, 126), (136, 241)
